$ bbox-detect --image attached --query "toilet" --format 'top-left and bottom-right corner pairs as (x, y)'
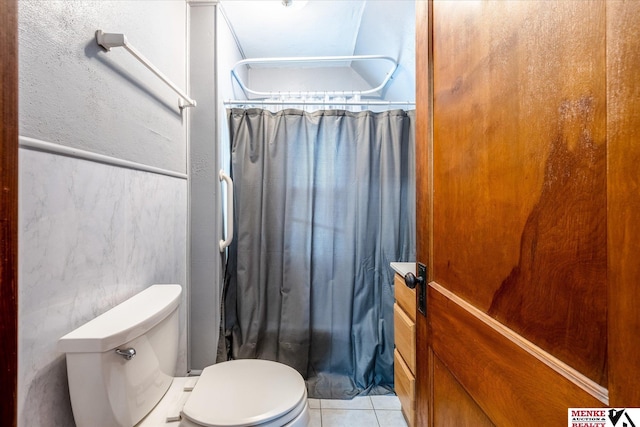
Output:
(58, 284), (310, 427)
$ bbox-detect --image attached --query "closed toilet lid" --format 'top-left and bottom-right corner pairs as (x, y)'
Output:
(182, 359), (307, 427)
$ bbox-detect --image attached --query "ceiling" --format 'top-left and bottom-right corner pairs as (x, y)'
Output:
(218, 0), (416, 101)
(219, 0), (367, 59)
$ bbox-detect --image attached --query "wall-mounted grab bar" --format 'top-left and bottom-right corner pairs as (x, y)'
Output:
(219, 170), (234, 252)
(231, 55), (398, 98)
(95, 30), (197, 109)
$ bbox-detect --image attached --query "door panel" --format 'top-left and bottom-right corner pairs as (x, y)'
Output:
(412, 0), (640, 424)
(433, 356), (494, 427)
(430, 283), (604, 425)
(432, 0), (607, 386)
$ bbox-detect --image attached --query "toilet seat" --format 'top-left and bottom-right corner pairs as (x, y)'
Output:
(181, 359), (308, 427)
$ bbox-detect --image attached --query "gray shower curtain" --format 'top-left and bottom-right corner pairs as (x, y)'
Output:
(224, 108), (415, 399)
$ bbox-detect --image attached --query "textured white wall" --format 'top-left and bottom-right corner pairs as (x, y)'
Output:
(247, 66), (372, 95)
(217, 3), (246, 169)
(218, 5), (247, 103)
(353, 0), (415, 103)
(19, 0), (187, 172)
(18, 1), (189, 425)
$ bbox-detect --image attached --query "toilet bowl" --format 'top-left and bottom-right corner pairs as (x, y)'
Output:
(58, 285), (310, 427)
(139, 360), (309, 427)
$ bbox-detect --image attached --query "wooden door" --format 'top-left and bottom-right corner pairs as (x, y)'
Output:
(1, 0), (18, 426)
(415, 1), (640, 425)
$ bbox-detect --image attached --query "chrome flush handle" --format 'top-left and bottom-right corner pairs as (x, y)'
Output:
(115, 348), (136, 360)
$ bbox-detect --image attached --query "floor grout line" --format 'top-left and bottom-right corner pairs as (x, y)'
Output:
(373, 406), (382, 427)
(312, 396), (406, 427)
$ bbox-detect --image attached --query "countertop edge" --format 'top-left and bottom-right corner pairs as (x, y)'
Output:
(390, 262), (416, 277)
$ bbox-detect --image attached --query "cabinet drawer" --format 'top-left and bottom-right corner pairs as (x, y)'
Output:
(394, 273), (416, 322)
(394, 349), (416, 427)
(394, 303), (416, 374)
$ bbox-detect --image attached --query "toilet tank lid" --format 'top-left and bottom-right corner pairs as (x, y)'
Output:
(58, 284), (182, 354)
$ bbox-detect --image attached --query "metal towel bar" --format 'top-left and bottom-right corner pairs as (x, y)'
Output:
(95, 30), (197, 109)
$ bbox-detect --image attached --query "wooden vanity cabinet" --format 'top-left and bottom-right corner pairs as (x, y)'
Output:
(393, 272), (416, 427)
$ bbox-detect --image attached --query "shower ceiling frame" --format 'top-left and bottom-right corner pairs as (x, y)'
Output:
(230, 54), (400, 99)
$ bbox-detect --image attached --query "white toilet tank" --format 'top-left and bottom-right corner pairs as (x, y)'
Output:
(58, 284), (182, 427)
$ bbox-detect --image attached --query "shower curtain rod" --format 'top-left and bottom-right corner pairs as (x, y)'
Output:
(231, 55), (399, 98)
(224, 100), (416, 107)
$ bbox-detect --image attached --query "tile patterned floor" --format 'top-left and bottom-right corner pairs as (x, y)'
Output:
(308, 395), (409, 427)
